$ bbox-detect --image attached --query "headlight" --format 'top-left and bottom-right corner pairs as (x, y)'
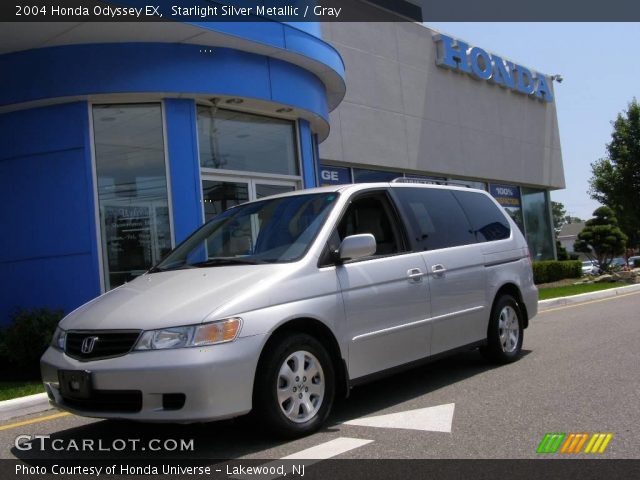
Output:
(51, 327), (66, 351)
(134, 317), (242, 350)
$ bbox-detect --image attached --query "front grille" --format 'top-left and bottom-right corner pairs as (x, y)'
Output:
(62, 390), (143, 413)
(65, 330), (141, 361)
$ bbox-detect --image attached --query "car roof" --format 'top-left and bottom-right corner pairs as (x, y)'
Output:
(257, 181), (488, 201)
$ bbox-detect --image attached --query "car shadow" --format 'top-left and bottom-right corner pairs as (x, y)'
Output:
(330, 349), (532, 424)
(11, 349), (531, 461)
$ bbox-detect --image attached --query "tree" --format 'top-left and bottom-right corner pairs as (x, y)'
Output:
(564, 215), (584, 225)
(551, 201), (567, 235)
(589, 98), (640, 248)
(574, 206), (627, 270)
(556, 240), (569, 261)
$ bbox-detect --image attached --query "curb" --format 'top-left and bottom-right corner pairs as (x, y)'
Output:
(0, 392), (52, 421)
(538, 283), (640, 312)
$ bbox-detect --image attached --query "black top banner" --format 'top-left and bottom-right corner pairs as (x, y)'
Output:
(4, 0), (640, 22)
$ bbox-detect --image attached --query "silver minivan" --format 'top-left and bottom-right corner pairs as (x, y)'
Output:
(41, 182), (537, 437)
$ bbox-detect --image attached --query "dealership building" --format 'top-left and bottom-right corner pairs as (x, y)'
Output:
(0, 2), (565, 323)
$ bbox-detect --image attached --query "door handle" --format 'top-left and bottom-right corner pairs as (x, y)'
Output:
(407, 268), (424, 283)
(431, 264), (447, 275)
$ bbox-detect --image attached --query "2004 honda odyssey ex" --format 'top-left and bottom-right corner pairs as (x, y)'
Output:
(41, 181), (538, 437)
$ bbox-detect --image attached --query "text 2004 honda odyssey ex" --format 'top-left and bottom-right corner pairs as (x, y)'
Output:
(41, 182), (537, 437)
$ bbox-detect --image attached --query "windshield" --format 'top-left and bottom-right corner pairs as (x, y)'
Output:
(151, 192), (339, 271)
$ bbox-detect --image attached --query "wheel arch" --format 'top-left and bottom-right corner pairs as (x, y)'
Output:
(492, 283), (529, 329)
(254, 317), (349, 401)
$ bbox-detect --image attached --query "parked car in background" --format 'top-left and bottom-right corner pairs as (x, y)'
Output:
(581, 260), (601, 276)
(608, 257), (628, 270)
(628, 256), (640, 268)
(41, 182), (538, 437)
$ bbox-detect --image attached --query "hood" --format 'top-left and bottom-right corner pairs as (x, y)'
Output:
(60, 264), (288, 331)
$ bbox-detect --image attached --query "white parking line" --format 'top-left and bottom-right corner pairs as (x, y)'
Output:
(281, 437), (373, 459)
(344, 403), (455, 432)
(231, 437), (373, 480)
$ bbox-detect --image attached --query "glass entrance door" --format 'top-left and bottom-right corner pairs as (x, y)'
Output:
(202, 180), (249, 221)
(255, 182), (296, 199)
(201, 176), (297, 222)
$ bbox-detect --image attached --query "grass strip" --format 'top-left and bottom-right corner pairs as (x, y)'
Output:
(0, 381), (45, 401)
(539, 281), (627, 300)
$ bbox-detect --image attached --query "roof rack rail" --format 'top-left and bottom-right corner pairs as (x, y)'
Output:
(391, 177), (438, 184)
(391, 177), (475, 188)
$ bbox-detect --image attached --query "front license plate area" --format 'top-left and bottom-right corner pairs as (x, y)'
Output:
(58, 370), (92, 399)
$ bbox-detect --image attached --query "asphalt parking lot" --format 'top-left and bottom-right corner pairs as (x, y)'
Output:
(2, 291), (639, 462)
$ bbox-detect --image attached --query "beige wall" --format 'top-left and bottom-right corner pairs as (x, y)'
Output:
(319, 22), (565, 189)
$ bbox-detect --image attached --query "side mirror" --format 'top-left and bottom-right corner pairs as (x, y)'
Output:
(338, 234), (376, 261)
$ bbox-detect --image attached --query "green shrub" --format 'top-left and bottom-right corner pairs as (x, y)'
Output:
(0, 308), (63, 379)
(556, 240), (569, 261)
(533, 260), (582, 284)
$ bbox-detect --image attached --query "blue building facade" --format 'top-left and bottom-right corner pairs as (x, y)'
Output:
(0, 20), (345, 323)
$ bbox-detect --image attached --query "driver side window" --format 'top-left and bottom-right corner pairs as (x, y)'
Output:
(336, 193), (404, 257)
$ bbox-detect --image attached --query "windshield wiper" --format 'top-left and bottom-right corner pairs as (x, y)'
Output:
(190, 257), (269, 267)
(148, 263), (196, 273)
(149, 257), (272, 273)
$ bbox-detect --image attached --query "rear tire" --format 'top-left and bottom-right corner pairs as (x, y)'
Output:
(253, 333), (335, 438)
(481, 295), (523, 364)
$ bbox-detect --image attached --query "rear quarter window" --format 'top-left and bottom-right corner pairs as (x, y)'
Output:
(393, 187), (476, 250)
(452, 190), (511, 242)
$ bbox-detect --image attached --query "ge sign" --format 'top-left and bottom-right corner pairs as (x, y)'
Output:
(319, 165), (351, 186)
(322, 170), (339, 182)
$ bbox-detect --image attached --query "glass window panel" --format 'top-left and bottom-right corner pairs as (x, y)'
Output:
(255, 183), (295, 199)
(202, 180), (249, 222)
(394, 188), (476, 250)
(93, 104), (171, 290)
(154, 193), (339, 268)
(522, 188), (555, 260)
(453, 190), (511, 242)
(336, 194), (404, 256)
(197, 107), (298, 175)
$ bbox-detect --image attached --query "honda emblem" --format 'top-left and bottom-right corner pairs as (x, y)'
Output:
(80, 336), (99, 354)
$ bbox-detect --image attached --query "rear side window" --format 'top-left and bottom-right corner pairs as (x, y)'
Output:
(452, 190), (511, 242)
(393, 188), (476, 250)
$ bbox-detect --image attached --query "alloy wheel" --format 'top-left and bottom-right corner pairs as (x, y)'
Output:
(498, 305), (520, 353)
(276, 350), (325, 423)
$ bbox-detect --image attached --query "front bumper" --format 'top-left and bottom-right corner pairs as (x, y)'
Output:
(40, 334), (266, 422)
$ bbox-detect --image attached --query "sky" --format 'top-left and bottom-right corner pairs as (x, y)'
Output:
(426, 23), (640, 220)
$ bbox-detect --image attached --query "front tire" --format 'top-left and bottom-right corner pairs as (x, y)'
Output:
(481, 295), (524, 363)
(253, 333), (335, 438)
